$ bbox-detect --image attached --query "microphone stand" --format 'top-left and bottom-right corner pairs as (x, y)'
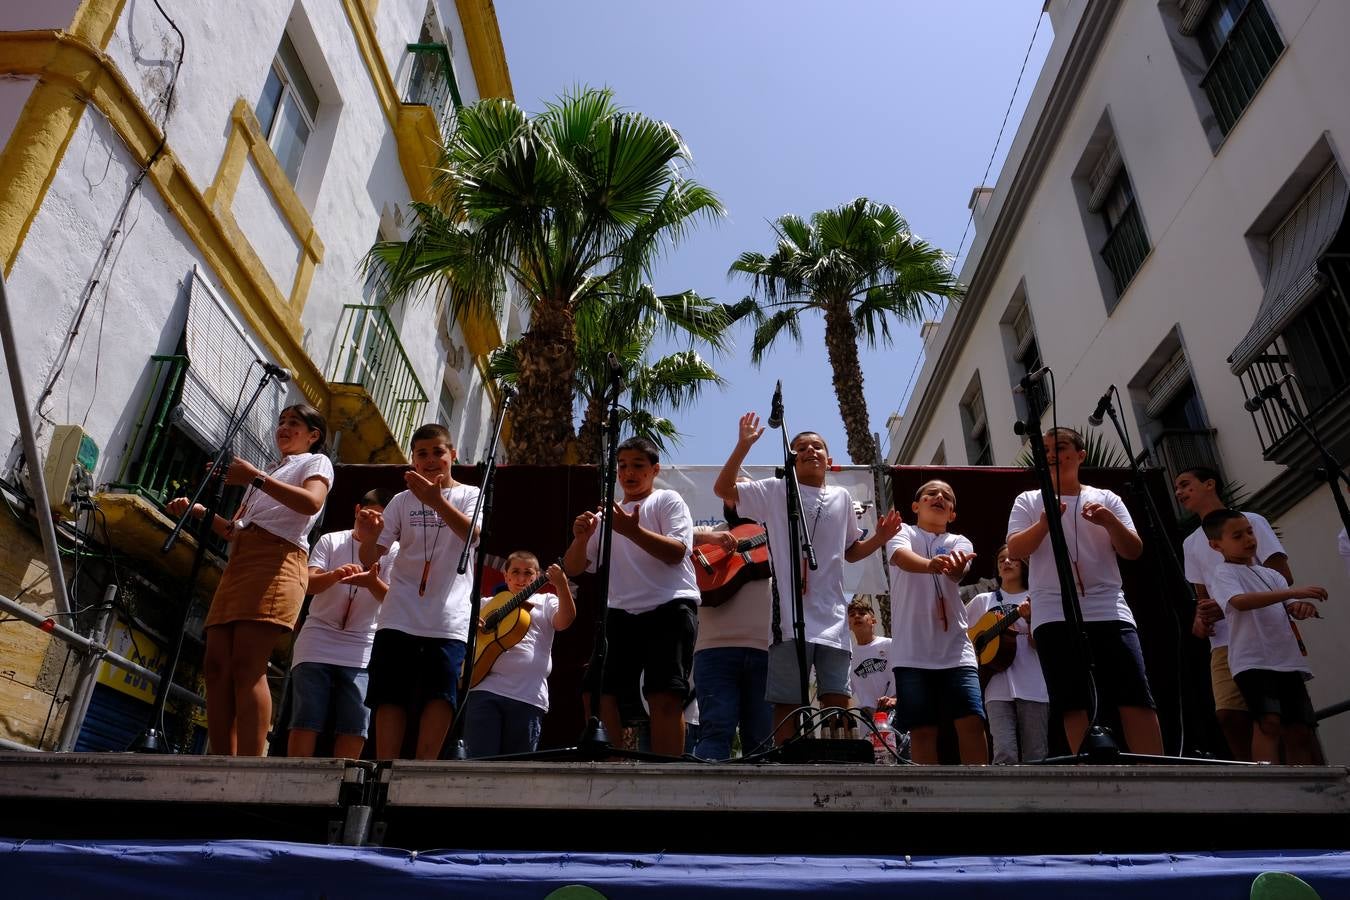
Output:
(446, 386), (514, 759)
(131, 366), (284, 752)
(1268, 390), (1350, 536)
(772, 403), (815, 724)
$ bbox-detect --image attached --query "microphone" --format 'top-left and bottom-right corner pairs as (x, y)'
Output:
(1243, 373), (1294, 412)
(261, 362), (291, 383)
(1087, 387), (1114, 427)
(766, 380), (784, 429)
(1013, 366), (1049, 395)
(606, 351), (627, 390)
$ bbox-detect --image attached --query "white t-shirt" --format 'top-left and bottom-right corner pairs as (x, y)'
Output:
(291, 531), (396, 669)
(237, 452), (334, 549)
(375, 484), (480, 640)
(965, 589), (1048, 703)
(1182, 511), (1285, 650)
(1339, 528), (1349, 580)
(1007, 486), (1137, 627)
(583, 488), (700, 614)
(848, 634), (894, 709)
(473, 592), (560, 712)
(1209, 561), (1311, 678)
(735, 478), (863, 650)
(886, 525), (977, 669)
(693, 526), (771, 652)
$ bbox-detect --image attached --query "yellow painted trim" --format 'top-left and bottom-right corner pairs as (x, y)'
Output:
(454, 0), (514, 100)
(340, 0), (398, 126)
(328, 383), (409, 464)
(0, 32), (329, 410)
(205, 98), (325, 315)
(69, 0), (128, 47)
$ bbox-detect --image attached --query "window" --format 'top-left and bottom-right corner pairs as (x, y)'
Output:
(1137, 348), (1222, 510)
(1097, 169), (1148, 298)
(255, 33), (320, 184)
(930, 442), (947, 466)
(959, 375), (993, 466)
(1192, 0), (1283, 136)
(1006, 300), (1046, 416)
(1078, 129), (1150, 308)
(437, 380), (456, 429)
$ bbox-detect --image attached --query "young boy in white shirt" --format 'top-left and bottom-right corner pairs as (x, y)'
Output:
(288, 488), (394, 759)
(359, 424), (480, 760)
(1006, 427), (1163, 756)
(1203, 509), (1326, 764)
(714, 413), (900, 744)
(564, 436), (701, 757)
(846, 598), (894, 718)
(1174, 466), (1293, 760)
(887, 479), (986, 765)
(463, 551), (575, 757)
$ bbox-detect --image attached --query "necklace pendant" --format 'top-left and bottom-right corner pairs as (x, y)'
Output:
(419, 559), (431, 597)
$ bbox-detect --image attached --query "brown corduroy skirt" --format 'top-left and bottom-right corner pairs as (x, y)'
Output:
(204, 526), (309, 630)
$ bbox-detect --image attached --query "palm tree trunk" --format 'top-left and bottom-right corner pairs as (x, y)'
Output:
(506, 299), (577, 465)
(575, 393), (607, 466)
(822, 298), (877, 466)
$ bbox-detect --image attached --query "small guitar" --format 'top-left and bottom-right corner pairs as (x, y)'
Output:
(967, 602), (1025, 675)
(690, 523), (771, 608)
(470, 564), (555, 688)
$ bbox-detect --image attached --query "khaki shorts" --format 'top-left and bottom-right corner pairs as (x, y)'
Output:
(1210, 646), (1248, 712)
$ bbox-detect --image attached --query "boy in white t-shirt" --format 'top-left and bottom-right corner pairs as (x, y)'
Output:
(463, 551), (575, 757)
(1203, 509), (1326, 764)
(564, 436), (701, 757)
(287, 488), (394, 759)
(1006, 427), (1163, 756)
(714, 413), (901, 744)
(1174, 465), (1292, 761)
(846, 598), (894, 717)
(359, 423), (480, 760)
(887, 479), (986, 765)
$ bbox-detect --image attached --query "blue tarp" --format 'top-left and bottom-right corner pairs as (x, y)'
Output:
(3, 840), (1348, 897)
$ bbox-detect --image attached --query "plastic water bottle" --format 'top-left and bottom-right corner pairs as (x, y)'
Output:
(870, 711), (898, 765)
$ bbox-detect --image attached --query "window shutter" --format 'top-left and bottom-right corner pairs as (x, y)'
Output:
(1144, 350), (1192, 419)
(1086, 136), (1123, 213)
(1012, 305), (1035, 357)
(1176, 0), (1216, 36)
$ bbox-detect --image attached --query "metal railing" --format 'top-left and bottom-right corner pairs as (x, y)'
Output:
(1200, 0), (1283, 136)
(1239, 256), (1350, 457)
(1100, 201), (1149, 297)
(404, 42), (462, 142)
(327, 304), (429, 449)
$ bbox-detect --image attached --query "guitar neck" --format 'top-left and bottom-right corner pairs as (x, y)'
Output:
(485, 562), (560, 628)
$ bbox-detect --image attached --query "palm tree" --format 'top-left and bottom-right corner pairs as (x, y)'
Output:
(730, 198), (964, 465)
(488, 286), (731, 463)
(366, 88), (724, 464)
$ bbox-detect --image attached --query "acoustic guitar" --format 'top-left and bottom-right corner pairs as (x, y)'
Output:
(470, 565), (555, 688)
(690, 523), (771, 607)
(967, 602), (1025, 676)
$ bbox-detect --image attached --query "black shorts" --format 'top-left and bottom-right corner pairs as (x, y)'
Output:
(364, 628), (467, 712)
(601, 599), (697, 701)
(1233, 668), (1316, 727)
(1033, 620), (1155, 712)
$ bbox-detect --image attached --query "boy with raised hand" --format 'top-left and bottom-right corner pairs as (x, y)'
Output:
(714, 413), (901, 745)
(1174, 466), (1293, 760)
(463, 551), (576, 757)
(287, 488), (394, 759)
(359, 423), (480, 760)
(887, 479), (987, 764)
(564, 436), (701, 757)
(1204, 509), (1326, 764)
(1006, 427), (1163, 756)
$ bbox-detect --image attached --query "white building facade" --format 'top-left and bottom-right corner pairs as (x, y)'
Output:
(0, 0), (517, 748)
(889, 0), (1350, 757)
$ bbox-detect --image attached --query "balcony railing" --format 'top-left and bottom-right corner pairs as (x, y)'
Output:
(1199, 0), (1283, 136)
(404, 42), (462, 142)
(1238, 256), (1350, 462)
(327, 305), (429, 449)
(1101, 201), (1149, 298)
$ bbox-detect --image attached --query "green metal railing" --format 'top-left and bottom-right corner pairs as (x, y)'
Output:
(1200, 0), (1283, 136)
(1101, 201), (1149, 298)
(327, 304), (429, 449)
(404, 42), (462, 141)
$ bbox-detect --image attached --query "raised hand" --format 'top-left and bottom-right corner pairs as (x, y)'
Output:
(1289, 585), (1329, 602)
(546, 563), (568, 592)
(737, 412), (765, 448)
(339, 561), (382, 591)
(207, 456), (262, 488)
(927, 554), (951, 575)
(572, 510), (600, 540)
(404, 469), (446, 505)
(331, 563), (365, 581)
(611, 501), (641, 538)
(876, 510), (903, 542)
(354, 506), (385, 540)
(945, 549), (976, 579)
(1081, 500), (1118, 528)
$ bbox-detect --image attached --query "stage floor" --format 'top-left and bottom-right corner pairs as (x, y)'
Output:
(2, 752), (1347, 854)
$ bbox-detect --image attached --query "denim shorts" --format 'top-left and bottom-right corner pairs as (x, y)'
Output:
(289, 661), (371, 737)
(765, 640), (851, 704)
(891, 665), (985, 731)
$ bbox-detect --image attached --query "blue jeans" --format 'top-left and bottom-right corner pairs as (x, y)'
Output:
(462, 690), (544, 758)
(693, 647), (772, 759)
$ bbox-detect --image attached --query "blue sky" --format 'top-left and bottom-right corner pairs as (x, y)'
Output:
(495, 1), (1052, 466)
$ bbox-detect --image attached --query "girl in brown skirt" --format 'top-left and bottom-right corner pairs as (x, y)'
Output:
(169, 404), (335, 755)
